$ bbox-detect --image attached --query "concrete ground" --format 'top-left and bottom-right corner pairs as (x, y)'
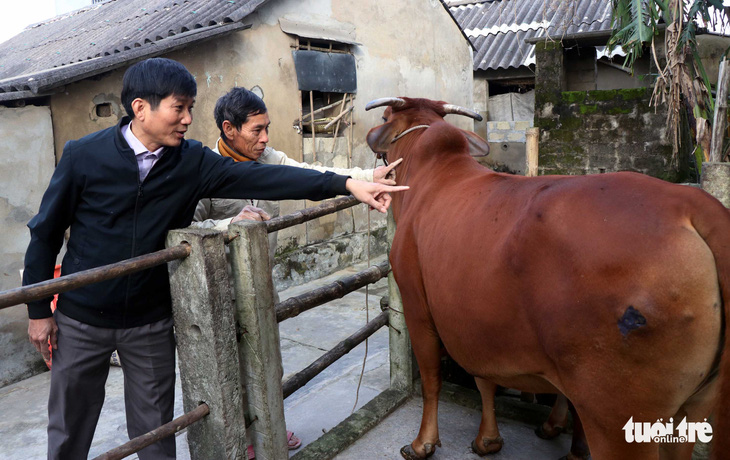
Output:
(0, 255), (571, 459)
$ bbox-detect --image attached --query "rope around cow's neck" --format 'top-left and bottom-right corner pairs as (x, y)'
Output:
(390, 124), (430, 144)
(379, 124), (429, 166)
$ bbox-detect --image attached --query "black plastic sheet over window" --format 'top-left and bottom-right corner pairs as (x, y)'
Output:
(293, 50), (357, 94)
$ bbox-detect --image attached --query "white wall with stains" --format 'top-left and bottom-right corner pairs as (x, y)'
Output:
(0, 105), (55, 386)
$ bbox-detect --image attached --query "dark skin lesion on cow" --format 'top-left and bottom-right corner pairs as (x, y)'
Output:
(617, 305), (647, 337)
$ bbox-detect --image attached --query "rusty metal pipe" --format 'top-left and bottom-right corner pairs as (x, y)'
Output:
(91, 403), (209, 460)
(0, 244), (191, 310)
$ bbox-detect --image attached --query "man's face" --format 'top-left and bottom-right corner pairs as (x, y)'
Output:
(133, 94), (194, 151)
(225, 113), (270, 161)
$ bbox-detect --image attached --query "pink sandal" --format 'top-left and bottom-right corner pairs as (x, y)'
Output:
(246, 430), (301, 459)
(287, 430), (302, 450)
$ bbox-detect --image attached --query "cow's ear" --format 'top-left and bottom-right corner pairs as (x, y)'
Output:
(462, 130), (489, 157)
(366, 122), (398, 154)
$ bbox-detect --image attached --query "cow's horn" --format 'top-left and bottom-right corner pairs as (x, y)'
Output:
(442, 104), (483, 122)
(365, 98), (406, 111)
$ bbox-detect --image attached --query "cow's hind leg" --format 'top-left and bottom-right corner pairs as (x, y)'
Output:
(659, 378), (717, 460)
(536, 393), (570, 440)
(471, 377), (503, 456)
(401, 326), (443, 459)
(562, 400), (590, 460)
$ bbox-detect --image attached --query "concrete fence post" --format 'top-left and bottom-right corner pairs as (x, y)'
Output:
(166, 228), (247, 460)
(227, 220), (287, 460)
(387, 211), (413, 393)
(701, 162), (730, 208)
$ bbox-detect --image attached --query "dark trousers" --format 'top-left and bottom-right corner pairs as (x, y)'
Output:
(48, 310), (176, 460)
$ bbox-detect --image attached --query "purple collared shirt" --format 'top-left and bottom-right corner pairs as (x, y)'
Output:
(121, 122), (165, 182)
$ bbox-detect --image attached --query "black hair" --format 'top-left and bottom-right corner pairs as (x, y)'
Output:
(121, 58), (197, 118)
(214, 87), (267, 138)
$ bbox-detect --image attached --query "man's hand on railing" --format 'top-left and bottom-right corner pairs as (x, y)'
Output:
(28, 317), (58, 361)
(345, 179), (409, 214)
(231, 205), (271, 223)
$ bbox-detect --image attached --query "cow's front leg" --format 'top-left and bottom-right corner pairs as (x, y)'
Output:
(471, 377), (503, 456)
(400, 327), (442, 459)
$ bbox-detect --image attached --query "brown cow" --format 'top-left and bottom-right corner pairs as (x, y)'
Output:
(365, 97), (730, 460)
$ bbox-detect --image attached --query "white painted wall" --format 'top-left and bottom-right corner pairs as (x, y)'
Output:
(0, 105), (55, 386)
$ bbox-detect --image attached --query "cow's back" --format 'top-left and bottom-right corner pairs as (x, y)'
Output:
(392, 169), (724, 403)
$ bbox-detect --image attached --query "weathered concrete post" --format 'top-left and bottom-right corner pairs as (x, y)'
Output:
(166, 228), (247, 460)
(701, 162), (730, 208)
(387, 212), (413, 393)
(227, 220), (287, 460)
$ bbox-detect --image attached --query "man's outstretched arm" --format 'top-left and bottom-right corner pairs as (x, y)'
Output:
(345, 179), (409, 213)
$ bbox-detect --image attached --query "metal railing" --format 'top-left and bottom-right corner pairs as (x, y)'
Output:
(0, 244), (191, 310)
(1, 196), (411, 460)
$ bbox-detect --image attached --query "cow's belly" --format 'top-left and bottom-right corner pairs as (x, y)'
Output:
(429, 298), (559, 389)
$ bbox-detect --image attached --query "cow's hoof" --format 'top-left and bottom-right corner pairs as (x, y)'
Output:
(535, 422), (565, 440)
(471, 435), (503, 456)
(400, 441), (440, 459)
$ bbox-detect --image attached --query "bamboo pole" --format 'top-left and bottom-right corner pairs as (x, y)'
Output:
(329, 95), (350, 156)
(324, 105), (353, 131)
(310, 90), (317, 163)
(91, 403), (210, 460)
(710, 58), (730, 163)
(276, 261), (390, 322)
(525, 127), (540, 177)
(0, 244), (191, 310)
(282, 311), (389, 399)
(295, 97), (353, 124)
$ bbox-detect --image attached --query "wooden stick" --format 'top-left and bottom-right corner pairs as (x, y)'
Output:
(330, 95), (349, 155)
(348, 94), (354, 169)
(324, 105), (353, 131)
(276, 261), (390, 322)
(0, 244), (191, 310)
(310, 90), (317, 162)
(91, 403), (209, 460)
(264, 196), (359, 234)
(282, 311), (388, 399)
(710, 58), (730, 163)
(525, 127), (539, 177)
(295, 97), (353, 124)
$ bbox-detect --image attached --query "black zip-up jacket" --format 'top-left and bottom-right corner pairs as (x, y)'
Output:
(23, 117), (350, 328)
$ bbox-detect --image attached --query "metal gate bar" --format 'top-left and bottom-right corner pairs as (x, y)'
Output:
(275, 260), (390, 322)
(282, 310), (389, 399)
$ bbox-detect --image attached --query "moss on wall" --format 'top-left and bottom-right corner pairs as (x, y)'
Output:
(535, 40), (676, 180)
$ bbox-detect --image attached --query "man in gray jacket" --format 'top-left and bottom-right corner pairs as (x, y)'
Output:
(193, 87), (400, 453)
(194, 87), (400, 229)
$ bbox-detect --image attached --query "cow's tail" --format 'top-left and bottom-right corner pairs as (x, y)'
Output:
(693, 198), (730, 460)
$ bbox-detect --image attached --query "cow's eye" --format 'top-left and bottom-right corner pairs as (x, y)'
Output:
(382, 117), (388, 122)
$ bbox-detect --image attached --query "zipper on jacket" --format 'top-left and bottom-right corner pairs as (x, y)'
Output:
(124, 174), (144, 327)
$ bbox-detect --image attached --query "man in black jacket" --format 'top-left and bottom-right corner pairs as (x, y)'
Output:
(23, 58), (406, 460)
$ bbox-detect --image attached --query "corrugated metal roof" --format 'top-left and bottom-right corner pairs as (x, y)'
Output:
(0, 0), (270, 100)
(448, 0), (613, 71)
